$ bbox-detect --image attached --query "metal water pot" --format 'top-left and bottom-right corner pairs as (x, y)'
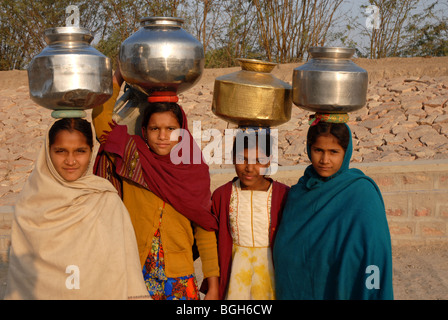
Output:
(292, 47), (368, 113)
(118, 17), (205, 95)
(212, 58), (292, 127)
(28, 27), (113, 118)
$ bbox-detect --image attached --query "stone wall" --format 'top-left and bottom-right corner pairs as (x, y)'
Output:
(211, 159), (448, 246)
(1, 159), (447, 269)
(361, 160), (448, 244)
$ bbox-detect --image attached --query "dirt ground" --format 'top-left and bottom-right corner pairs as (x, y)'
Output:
(1, 57), (448, 300)
(193, 243), (448, 300)
(391, 243), (448, 300)
(2, 243), (448, 300)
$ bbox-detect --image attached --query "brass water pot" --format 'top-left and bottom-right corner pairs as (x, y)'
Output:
(212, 58), (292, 127)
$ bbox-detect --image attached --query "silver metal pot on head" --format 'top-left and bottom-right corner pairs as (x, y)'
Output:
(118, 16), (205, 96)
(27, 27), (113, 118)
(113, 17), (205, 135)
(292, 47), (368, 113)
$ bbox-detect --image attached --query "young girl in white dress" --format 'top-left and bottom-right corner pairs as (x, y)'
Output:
(212, 129), (289, 300)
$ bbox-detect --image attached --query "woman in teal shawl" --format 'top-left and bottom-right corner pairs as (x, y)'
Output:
(273, 117), (393, 300)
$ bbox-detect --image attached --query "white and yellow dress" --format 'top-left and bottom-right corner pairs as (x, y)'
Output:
(225, 179), (275, 300)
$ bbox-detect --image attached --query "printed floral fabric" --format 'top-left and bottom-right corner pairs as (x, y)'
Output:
(225, 245), (275, 300)
(308, 112), (350, 126)
(142, 211), (199, 300)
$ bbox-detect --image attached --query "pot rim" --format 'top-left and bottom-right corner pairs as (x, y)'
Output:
(308, 46), (355, 59)
(44, 27), (93, 44)
(236, 58), (277, 73)
(140, 16), (184, 27)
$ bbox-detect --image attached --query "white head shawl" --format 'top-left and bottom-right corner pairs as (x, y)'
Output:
(4, 120), (149, 300)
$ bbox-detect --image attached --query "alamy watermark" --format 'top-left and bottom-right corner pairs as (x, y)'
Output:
(65, 265), (80, 290)
(366, 5), (380, 30)
(365, 265), (380, 289)
(65, 5), (80, 27)
(169, 122), (279, 175)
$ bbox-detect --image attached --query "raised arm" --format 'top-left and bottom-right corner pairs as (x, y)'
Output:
(92, 69), (124, 142)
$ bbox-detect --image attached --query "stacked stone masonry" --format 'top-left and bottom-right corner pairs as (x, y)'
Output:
(2, 160), (448, 264)
(1, 57), (448, 261)
(209, 160), (448, 248)
(360, 161), (448, 245)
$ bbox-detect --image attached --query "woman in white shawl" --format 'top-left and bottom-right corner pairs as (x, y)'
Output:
(4, 118), (149, 300)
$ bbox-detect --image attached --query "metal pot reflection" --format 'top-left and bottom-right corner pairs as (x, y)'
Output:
(292, 47), (368, 113)
(212, 58), (292, 127)
(28, 27), (112, 118)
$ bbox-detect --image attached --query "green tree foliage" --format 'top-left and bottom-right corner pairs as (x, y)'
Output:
(95, 0), (186, 68)
(363, 0), (421, 59)
(252, 0), (343, 63)
(341, 0), (447, 59)
(199, 0), (259, 68)
(1, 0), (446, 71)
(0, 0), (103, 70)
(0, 0), (185, 70)
(408, 21), (448, 56)
(399, 1), (448, 57)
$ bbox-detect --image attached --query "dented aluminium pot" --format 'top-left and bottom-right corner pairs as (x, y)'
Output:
(28, 27), (112, 118)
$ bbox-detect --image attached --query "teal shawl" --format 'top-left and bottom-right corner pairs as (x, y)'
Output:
(273, 124), (393, 300)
